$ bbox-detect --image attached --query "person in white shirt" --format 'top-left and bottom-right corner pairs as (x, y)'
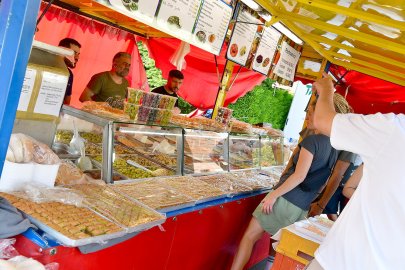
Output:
(307, 73), (405, 270)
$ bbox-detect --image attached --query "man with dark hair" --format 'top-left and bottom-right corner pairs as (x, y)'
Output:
(58, 38), (81, 105)
(152, 69), (184, 108)
(80, 52), (131, 102)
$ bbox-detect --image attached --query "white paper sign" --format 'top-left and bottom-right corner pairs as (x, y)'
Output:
(192, 0), (233, 55)
(274, 42), (301, 81)
(106, 0), (160, 24)
(227, 6), (260, 66)
(34, 72), (68, 117)
(252, 27), (282, 75)
(156, 0), (202, 40)
(17, 68), (37, 112)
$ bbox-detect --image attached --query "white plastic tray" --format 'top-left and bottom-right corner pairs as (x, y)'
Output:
(27, 214), (126, 247)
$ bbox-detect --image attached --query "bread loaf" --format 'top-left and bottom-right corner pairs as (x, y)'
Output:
(15, 133), (34, 163)
(32, 141), (60, 165)
(6, 147), (16, 163)
(8, 134), (24, 163)
(56, 161), (85, 185)
(7, 133), (59, 164)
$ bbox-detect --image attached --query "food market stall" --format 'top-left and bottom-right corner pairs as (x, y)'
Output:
(1, 1), (404, 270)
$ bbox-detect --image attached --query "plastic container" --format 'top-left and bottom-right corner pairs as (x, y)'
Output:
(142, 92), (158, 107)
(127, 88), (145, 104)
(137, 106), (152, 123)
(158, 95), (178, 110)
(147, 107), (159, 125)
(155, 109), (173, 126)
(124, 102), (140, 120)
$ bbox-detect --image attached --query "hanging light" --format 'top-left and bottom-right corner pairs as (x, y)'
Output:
(273, 22), (304, 45)
(240, 0), (260, 11)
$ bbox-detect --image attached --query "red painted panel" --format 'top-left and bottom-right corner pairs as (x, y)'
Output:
(14, 195), (268, 270)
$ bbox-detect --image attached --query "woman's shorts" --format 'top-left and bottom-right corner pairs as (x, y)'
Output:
(253, 192), (308, 235)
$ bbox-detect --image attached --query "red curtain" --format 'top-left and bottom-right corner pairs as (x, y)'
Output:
(35, 4), (149, 108)
(145, 38), (266, 109)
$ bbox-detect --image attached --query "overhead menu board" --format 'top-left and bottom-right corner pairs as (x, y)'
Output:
(156, 0), (202, 40)
(107, 0), (160, 24)
(226, 4), (261, 66)
(97, 0), (233, 56)
(192, 0), (233, 55)
(273, 41), (301, 81)
(252, 27), (282, 75)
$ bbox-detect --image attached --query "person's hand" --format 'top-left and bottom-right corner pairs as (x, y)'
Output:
(261, 193), (278, 214)
(308, 202), (323, 217)
(312, 72), (334, 96)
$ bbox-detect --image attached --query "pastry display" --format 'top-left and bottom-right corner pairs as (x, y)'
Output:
(112, 180), (195, 210)
(230, 119), (253, 134)
(70, 184), (164, 228)
(228, 171), (278, 190)
(158, 176), (225, 200)
(81, 101), (129, 121)
(113, 158), (154, 179)
(0, 192), (122, 239)
(170, 115), (226, 132)
(56, 161), (86, 186)
(55, 130), (102, 145)
(197, 174), (252, 194)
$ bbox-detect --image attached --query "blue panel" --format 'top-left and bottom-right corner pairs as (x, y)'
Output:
(0, 0), (41, 175)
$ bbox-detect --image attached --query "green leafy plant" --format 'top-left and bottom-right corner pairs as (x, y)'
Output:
(228, 79), (293, 130)
(137, 42), (195, 114)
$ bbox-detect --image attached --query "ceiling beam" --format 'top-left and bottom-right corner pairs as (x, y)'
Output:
(280, 18), (405, 86)
(331, 59), (405, 86)
(293, 0), (405, 31)
(277, 12), (405, 55)
(307, 34), (405, 70)
(327, 51), (405, 76)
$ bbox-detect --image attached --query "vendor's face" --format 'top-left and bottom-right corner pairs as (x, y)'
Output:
(114, 56), (131, 77)
(168, 77), (183, 93)
(65, 44), (80, 68)
(305, 105), (315, 130)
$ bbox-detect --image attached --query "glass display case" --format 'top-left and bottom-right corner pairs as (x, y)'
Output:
(53, 106), (286, 183)
(259, 135), (286, 168)
(183, 129), (229, 175)
(53, 106), (182, 183)
(228, 134), (261, 171)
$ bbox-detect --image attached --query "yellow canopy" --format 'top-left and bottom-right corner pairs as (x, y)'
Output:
(59, 0), (405, 85)
(256, 0), (405, 85)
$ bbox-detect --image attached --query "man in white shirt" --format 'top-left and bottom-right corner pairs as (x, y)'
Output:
(307, 74), (405, 270)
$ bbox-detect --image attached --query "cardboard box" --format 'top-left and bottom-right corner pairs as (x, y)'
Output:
(0, 161), (59, 191)
(275, 228), (319, 265)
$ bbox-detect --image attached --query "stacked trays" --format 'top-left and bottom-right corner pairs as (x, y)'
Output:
(227, 170), (279, 190)
(70, 184), (165, 233)
(157, 176), (227, 204)
(197, 174), (252, 197)
(112, 179), (196, 212)
(0, 192), (125, 247)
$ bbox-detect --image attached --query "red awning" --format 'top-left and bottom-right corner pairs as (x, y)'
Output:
(331, 66), (405, 114)
(144, 37), (265, 109)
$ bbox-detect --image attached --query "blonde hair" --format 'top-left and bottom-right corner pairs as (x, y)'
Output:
(333, 93), (352, 114)
(309, 93), (352, 114)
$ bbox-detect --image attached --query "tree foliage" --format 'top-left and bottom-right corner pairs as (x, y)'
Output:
(137, 42), (195, 114)
(228, 79), (293, 130)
